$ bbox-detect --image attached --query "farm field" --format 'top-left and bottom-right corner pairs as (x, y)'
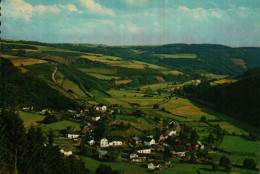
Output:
(19, 112), (45, 127)
(86, 72), (120, 80)
(78, 67), (116, 75)
(62, 79), (87, 99)
(156, 54), (197, 59)
(115, 79), (132, 85)
(41, 120), (82, 135)
(162, 70), (184, 75)
(82, 157), (148, 174)
(11, 58), (48, 67)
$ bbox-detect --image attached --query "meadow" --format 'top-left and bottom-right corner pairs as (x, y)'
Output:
(156, 54), (197, 59)
(19, 112), (45, 127)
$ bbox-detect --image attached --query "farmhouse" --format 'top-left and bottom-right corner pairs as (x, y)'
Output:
(66, 126), (81, 139)
(60, 149), (73, 156)
(100, 138), (109, 147)
(98, 150), (108, 159)
(142, 137), (156, 146)
(92, 116), (101, 122)
(148, 163), (160, 170)
(88, 139), (95, 146)
(137, 148), (151, 154)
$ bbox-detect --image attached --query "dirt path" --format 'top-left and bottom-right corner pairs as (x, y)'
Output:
(52, 65), (58, 84)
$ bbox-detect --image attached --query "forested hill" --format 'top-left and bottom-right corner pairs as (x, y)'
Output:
(182, 67), (260, 128)
(2, 39), (260, 76)
(0, 58), (77, 109)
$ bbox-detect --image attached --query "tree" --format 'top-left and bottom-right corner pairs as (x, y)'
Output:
(211, 162), (218, 171)
(207, 132), (215, 144)
(153, 104), (159, 109)
(200, 116), (207, 122)
(225, 165), (232, 172)
(219, 156), (231, 167)
(95, 164), (119, 174)
(47, 130), (54, 146)
(243, 158), (256, 170)
(43, 115), (58, 124)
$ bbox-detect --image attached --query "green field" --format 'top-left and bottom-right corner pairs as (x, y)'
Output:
(86, 73), (120, 80)
(62, 79), (87, 98)
(41, 120), (82, 135)
(20, 112), (45, 127)
(156, 54), (197, 59)
(78, 67), (116, 75)
(82, 157), (148, 174)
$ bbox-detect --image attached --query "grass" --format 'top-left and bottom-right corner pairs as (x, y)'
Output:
(115, 115), (138, 123)
(78, 67), (116, 75)
(62, 79), (87, 98)
(210, 79), (237, 86)
(103, 98), (131, 108)
(41, 120), (81, 135)
(115, 79), (132, 85)
(201, 73), (227, 80)
(156, 54), (197, 59)
(19, 112), (45, 127)
(10, 58), (48, 67)
(218, 135), (259, 153)
(55, 71), (65, 86)
(86, 73), (120, 80)
(162, 70), (184, 75)
(82, 157), (148, 174)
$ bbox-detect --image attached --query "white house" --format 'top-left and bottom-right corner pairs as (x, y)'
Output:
(148, 163), (160, 170)
(109, 140), (123, 146)
(130, 153), (139, 159)
(133, 137), (141, 144)
(92, 116), (101, 122)
(60, 149), (73, 156)
(171, 151), (185, 157)
(143, 138), (156, 146)
(88, 140), (95, 146)
(137, 148), (151, 154)
(66, 127), (80, 139)
(100, 138), (109, 147)
(168, 130), (177, 136)
(101, 106), (107, 111)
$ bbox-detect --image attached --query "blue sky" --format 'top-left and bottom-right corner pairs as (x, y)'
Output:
(2, 0), (260, 47)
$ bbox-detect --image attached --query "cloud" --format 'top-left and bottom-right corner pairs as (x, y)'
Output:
(3, 0), (81, 21)
(124, 0), (148, 6)
(3, 0), (33, 21)
(79, 0), (115, 16)
(120, 22), (143, 33)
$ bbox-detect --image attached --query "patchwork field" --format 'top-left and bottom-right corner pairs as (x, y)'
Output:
(20, 112), (45, 127)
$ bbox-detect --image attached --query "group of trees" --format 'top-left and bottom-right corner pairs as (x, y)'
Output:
(0, 109), (90, 174)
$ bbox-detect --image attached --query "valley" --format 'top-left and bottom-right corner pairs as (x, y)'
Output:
(0, 40), (259, 174)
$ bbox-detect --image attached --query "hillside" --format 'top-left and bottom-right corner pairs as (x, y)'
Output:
(181, 68), (260, 128)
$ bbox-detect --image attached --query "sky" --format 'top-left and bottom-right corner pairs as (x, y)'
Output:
(2, 0), (260, 47)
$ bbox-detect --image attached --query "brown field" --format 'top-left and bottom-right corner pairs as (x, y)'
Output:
(1, 55), (24, 59)
(12, 49), (39, 52)
(18, 67), (28, 73)
(232, 58), (247, 69)
(115, 79), (132, 85)
(11, 58), (48, 66)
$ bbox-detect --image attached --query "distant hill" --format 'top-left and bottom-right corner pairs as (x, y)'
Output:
(2, 39), (260, 76)
(182, 67), (260, 128)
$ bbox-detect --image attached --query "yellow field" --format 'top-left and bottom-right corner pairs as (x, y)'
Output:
(1, 55), (25, 59)
(78, 68), (116, 75)
(18, 67), (28, 73)
(11, 58), (48, 66)
(55, 71), (65, 86)
(232, 58), (247, 69)
(115, 79), (132, 85)
(211, 79), (238, 86)
(156, 54), (197, 59)
(162, 70), (184, 75)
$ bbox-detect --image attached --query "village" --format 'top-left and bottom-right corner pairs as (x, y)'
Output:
(21, 100), (209, 172)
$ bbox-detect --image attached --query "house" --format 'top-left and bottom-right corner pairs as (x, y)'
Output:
(197, 141), (205, 149)
(92, 116), (101, 122)
(148, 163), (160, 170)
(100, 138), (109, 147)
(98, 150), (108, 159)
(130, 154), (146, 163)
(130, 153), (139, 159)
(66, 126), (80, 139)
(133, 137), (142, 144)
(167, 130), (177, 136)
(137, 148), (151, 154)
(171, 145), (186, 157)
(88, 139), (95, 146)
(101, 106), (107, 111)
(68, 110), (76, 114)
(142, 137), (156, 146)
(109, 140), (123, 146)
(60, 149), (73, 156)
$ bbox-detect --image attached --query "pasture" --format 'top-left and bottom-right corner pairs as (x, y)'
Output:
(78, 67), (116, 75)
(11, 58), (48, 67)
(156, 54), (197, 59)
(19, 112), (45, 127)
(82, 157), (148, 174)
(41, 120), (82, 135)
(62, 79), (87, 99)
(86, 72), (120, 80)
(162, 70), (184, 75)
